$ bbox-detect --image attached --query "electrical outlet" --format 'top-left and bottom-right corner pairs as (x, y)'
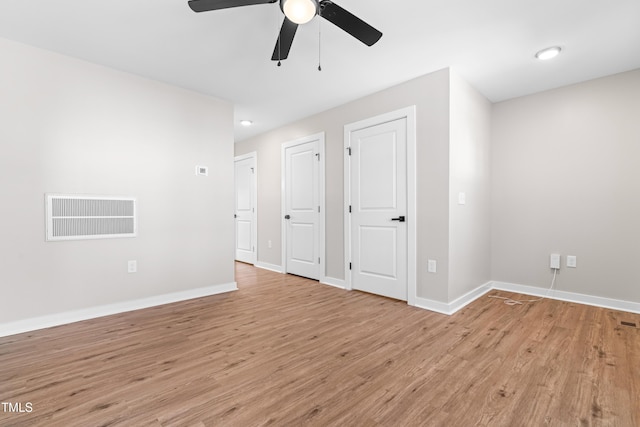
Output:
(567, 255), (577, 268)
(128, 260), (137, 273)
(550, 254), (561, 270)
(428, 259), (437, 273)
(268, 240), (272, 249)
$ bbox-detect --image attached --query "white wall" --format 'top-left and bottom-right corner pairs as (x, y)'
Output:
(491, 69), (640, 303)
(448, 72), (492, 301)
(0, 38), (235, 324)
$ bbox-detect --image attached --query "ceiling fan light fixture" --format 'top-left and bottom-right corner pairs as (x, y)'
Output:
(535, 46), (562, 61)
(282, 0), (318, 24)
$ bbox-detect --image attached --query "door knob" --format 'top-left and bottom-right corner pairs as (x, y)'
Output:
(391, 216), (406, 222)
(284, 214), (291, 219)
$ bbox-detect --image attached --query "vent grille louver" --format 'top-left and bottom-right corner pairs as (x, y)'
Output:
(46, 194), (137, 241)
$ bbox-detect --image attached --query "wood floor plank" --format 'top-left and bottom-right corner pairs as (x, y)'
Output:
(1, 262), (639, 426)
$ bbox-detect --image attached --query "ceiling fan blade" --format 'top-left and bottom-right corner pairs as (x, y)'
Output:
(271, 18), (298, 61)
(319, 0), (382, 46)
(188, 0), (276, 13)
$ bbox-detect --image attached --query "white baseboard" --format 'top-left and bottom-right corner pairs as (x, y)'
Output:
(6, 276), (636, 338)
(414, 282), (492, 315)
(413, 297), (452, 315)
(320, 277), (346, 290)
(413, 279), (640, 316)
(0, 282), (238, 338)
(490, 281), (640, 314)
(255, 261), (284, 273)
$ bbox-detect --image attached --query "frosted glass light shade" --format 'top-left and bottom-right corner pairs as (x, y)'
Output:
(282, 0), (317, 24)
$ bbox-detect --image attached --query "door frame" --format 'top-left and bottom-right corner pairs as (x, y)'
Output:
(234, 151), (258, 265)
(281, 132), (326, 279)
(344, 106), (417, 306)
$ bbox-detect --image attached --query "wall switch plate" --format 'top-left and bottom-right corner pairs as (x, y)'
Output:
(268, 240), (272, 249)
(458, 192), (466, 205)
(428, 259), (437, 273)
(567, 255), (577, 268)
(128, 260), (137, 273)
(550, 254), (561, 269)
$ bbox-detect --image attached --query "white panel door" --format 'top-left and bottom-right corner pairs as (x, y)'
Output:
(234, 154), (256, 264)
(350, 118), (407, 300)
(284, 139), (319, 279)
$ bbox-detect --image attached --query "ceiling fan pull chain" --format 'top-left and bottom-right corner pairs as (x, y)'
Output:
(318, 18), (322, 71)
(277, 31), (282, 66)
(277, 7), (282, 67)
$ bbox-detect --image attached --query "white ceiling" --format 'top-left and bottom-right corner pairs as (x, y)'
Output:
(1, 0), (639, 141)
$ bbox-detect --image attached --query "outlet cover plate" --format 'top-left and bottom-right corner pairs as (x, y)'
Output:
(128, 260), (137, 273)
(428, 259), (437, 273)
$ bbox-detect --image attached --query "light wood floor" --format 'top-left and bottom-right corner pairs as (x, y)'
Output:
(1, 262), (639, 426)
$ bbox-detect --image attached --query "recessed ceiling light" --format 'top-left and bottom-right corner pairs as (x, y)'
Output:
(535, 46), (562, 61)
(240, 120), (253, 127)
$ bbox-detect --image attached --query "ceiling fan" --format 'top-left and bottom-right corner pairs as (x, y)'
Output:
(188, 0), (383, 63)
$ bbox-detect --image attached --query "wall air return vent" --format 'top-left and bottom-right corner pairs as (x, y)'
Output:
(45, 194), (137, 241)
